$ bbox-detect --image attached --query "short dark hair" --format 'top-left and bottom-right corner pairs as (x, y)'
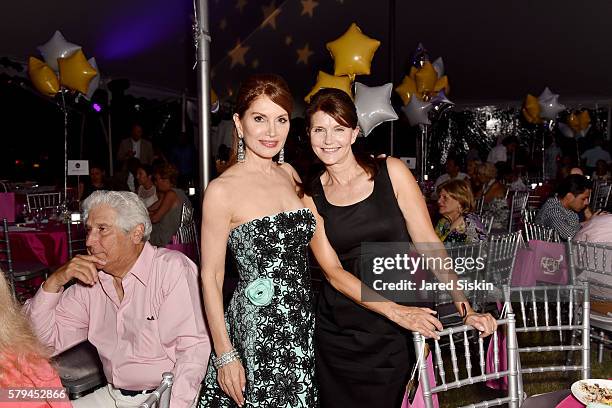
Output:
(137, 163), (153, 177)
(556, 174), (592, 198)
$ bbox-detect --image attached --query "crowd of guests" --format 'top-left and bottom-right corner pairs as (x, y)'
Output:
(429, 132), (612, 244)
(75, 122), (194, 249)
(1, 75), (501, 408)
(1, 73), (610, 407)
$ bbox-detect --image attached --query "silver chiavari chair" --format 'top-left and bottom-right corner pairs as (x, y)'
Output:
(567, 239), (612, 363)
(474, 214), (494, 235)
(475, 196), (485, 215)
(507, 191), (529, 233)
(503, 283), (590, 405)
(174, 202), (200, 263)
(522, 208), (538, 225)
(435, 241), (488, 331)
(523, 222), (557, 243)
(139, 372), (174, 408)
(412, 314), (519, 408)
(1, 218), (50, 300)
(26, 192), (62, 212)
(590, 182), (611, 211)
(66, 218), (87, 259)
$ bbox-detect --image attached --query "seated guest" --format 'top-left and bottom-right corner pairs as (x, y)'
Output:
(574, 213), (612, 314)
(534, 174), (593, 240)
(149, 163), (191, 247)
(570, 167), (584, 175)
(467, 159), (482, 193)
(136, 164), (157, 208)
(0, 271), (71, 408)
(592, 159), (612, 183)
(466, 141), (481, 162)
(23, 191), (210, 408)
(476, 162), (508, 231)
(487, 136), (518, 164)
(126, 157), (141, 193)
(435, 179), (487, 243)
(497, 162), (528, 192)
(78, 164), (110, 201)
(433, 157), (469, 197)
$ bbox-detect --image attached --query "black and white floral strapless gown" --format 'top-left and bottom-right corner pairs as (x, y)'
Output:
(198, 208), (318, 407)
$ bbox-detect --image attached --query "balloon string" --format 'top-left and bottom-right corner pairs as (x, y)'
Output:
(60, 90), (68, 209)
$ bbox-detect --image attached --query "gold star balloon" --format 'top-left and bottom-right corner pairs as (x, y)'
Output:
(568, 112), (580, 132)
(433, 75), (449, 95)
(577, 110), (591, 130)
(326, 23), (380, 80)
(58, 49), (97, 94)
(522, 94), (542, 124)
(28, 57), (60, 97)
(394, 75), (417, 105)
(415, 61), (437, 95)
(304, 71), (352, 103)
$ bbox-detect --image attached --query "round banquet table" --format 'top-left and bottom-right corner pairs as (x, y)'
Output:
(8, 223), (70, 268)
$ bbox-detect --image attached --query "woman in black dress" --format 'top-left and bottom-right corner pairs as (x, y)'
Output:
(301, 89), (497, 408)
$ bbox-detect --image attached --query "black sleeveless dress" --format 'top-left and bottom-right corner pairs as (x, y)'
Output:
(311, 159), (417, 408)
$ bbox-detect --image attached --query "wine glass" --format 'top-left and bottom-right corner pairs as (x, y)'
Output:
(21, 204), (32, 224)
(32, 208), (42, 229)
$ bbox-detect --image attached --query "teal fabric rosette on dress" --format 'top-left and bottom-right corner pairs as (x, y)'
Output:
(244, 277), (274, 306)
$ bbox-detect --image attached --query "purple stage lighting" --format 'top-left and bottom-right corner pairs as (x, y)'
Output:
(92, 103), (102, 112)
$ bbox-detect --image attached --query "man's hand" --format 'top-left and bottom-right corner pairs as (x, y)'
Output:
(42, 255), (105, 293)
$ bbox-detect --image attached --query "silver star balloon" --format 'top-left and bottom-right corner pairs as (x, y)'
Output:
(402, 97), (432, 126)
(538, 87), (555, 101)
(538, 87), (566, 120)
(85, 57), (100, 100)
(354, 82), (398, 137)
(432, 57), (445, 78)
(539, 97), (565, 120)
(37, 31), (81, 72)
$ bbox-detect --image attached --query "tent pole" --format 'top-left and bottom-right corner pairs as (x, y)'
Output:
(388, 0), (396, 156)
(196, 0), (212, 192)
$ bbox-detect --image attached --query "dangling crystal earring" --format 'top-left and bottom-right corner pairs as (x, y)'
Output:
(278, 147), (285, 164)
(237, 137), (245, 163)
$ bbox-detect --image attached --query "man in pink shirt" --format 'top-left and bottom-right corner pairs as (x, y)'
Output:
(23, 190), (211, 408)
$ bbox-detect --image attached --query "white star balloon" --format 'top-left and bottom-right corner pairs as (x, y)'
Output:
(354, 82), (398, 136)
(37, 31), (81, 72)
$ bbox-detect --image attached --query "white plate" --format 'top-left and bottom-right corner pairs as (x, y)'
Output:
(571, 379), (612, 405)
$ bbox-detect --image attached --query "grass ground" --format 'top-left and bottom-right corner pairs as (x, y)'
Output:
(433, 332), (612, 408)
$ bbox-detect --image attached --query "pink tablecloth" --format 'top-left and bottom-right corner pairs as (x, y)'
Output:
(555, 394), (583, 407)
(0, 192), (17, 222)
(9, 224), (69, 268)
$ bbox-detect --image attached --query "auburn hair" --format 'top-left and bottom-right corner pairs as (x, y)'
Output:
(229, 74), (293, 165)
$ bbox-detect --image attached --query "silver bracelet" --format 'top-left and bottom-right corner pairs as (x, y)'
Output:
(213, 349), (241, 369)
